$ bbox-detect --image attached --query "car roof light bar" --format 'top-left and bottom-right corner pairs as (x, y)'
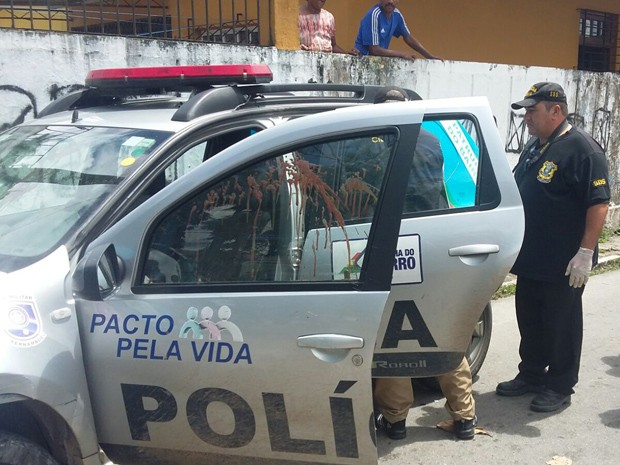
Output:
(85, 64), (273, 91)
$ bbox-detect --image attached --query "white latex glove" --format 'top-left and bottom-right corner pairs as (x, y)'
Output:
(565, 247), (594, 288)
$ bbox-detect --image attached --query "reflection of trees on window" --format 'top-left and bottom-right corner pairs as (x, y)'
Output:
(143, 133), (395, 285)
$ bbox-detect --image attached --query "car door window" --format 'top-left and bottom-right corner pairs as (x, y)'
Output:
(140, 132), (397, 285)
(134, 127), (265, 206)
(163, 127), (264, 186)
(403, 117), (487, 214)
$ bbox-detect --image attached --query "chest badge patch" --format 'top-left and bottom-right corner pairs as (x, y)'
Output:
(537, 161), (558, 183)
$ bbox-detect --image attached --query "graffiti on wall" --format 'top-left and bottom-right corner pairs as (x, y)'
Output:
(0, 83), (85, 131)
(0, 85), (38, 131)
(504, 111), (527, 154)
(505, 108), (611, 154)
(567, 112), (585, 130)
(592, 108), (611, 152)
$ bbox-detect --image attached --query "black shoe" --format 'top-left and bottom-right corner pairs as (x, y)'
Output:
(530, 389), (571, 412)
(454, 416), (477, 440)
(375, 413), (407, 440)
(496, 378), (544, 397)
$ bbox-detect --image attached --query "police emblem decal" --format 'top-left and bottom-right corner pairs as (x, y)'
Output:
(537, 161), (558, 184)
(4, 298), (46, 347)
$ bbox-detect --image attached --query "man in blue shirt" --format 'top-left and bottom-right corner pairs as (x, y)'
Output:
(354, 0), (438, 60)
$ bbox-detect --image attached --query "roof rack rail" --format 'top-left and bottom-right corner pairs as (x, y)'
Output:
(171, 83), (422, 122)
(172, 87), (246, 122)
(37, 89), (117, 118)
(37, 80), (423, 122)
(242, 84), (422, 103)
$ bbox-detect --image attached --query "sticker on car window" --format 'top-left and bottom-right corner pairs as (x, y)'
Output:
(119, 137), (156, 167)
(422, 120), (479, 208)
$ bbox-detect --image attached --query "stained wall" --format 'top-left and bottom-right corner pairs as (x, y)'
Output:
(1, 29), (618, 219)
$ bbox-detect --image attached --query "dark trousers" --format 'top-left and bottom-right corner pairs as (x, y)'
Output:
(514, 276), (584, 395)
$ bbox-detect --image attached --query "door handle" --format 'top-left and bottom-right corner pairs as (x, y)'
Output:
(297, 334), (364, 350)
(448, 244), (500, 256)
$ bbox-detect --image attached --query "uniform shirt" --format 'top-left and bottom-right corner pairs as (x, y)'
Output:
(354, 5), (411, 55)
(511, 126), (610, 282)
(298, 8), (336, 52)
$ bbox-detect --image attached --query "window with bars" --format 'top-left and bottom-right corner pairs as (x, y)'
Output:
(1, 0), (268, 46)
(578, 10), (619, 72)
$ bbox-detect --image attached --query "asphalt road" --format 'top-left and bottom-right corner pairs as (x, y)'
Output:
(377, 269), (620, 465)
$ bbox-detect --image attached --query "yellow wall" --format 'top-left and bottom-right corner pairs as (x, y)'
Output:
(0, 8), (67, 32)
(293, 0), (620, 69)
(271, 0), (298, 49)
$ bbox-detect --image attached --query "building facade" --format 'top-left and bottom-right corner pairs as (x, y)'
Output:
(291, 0), (620, 72)
(1, 1), (619, 72)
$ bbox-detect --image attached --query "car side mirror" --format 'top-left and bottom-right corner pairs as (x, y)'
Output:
(73, 243), (124, 301)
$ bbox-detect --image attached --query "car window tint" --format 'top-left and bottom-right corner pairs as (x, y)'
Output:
(403, 118), (480, 214)
(164, 127), (263, 185)
(141, 132), (396, 285)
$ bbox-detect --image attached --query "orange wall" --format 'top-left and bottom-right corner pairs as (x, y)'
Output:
(294, 0), (620, 69)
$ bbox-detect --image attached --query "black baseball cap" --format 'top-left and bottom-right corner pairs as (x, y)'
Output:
(511, 82), (567, 109)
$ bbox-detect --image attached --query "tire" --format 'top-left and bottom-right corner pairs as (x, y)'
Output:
(416, 302), (493, 391)
(466, 302), (493, 377)
(0, 431), (59, 465)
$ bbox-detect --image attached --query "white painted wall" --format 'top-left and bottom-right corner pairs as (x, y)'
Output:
(2, 29), (619, 210)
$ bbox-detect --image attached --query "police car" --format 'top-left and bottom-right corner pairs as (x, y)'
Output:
(0, 65), (523, 465)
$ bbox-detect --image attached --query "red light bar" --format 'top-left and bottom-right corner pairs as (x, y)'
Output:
(85, 64), (273, 90)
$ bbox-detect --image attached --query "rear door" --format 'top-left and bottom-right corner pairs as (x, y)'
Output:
(73, 103), (424, 465)
(371, 97), (524, 377)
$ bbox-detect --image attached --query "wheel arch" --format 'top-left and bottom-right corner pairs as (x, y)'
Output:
(0, 398), (84, 465)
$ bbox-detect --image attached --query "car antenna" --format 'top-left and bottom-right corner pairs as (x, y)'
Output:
(71, 109), (80, 123)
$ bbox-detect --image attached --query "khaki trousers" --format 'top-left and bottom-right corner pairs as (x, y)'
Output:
(373, 357), (475, 423)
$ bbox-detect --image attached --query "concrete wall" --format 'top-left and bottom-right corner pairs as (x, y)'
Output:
(2, 29), (619, 220)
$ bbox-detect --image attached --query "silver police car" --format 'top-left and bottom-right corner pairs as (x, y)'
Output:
(0, 65), (523, 465)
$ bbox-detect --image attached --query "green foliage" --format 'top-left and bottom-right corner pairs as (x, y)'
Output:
(592, 258), (620, 276)
(492, 283), (516, 300)
(599, 226), (620, 243)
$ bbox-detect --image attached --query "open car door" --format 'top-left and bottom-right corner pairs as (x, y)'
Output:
(369, 98), (524, 377)
(72, 102), (425, 465)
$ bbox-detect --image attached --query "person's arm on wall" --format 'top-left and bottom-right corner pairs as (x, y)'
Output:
(332, 37), (358, 55)
(368, 45), (415, 60)
(403, 34), (440, 59)
(332, 41), (347, 54)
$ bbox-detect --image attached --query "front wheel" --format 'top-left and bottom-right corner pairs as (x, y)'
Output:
(0, 431), (59, 465)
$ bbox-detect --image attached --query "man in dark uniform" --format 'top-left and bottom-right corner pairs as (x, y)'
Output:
(496, 82), (610, 412)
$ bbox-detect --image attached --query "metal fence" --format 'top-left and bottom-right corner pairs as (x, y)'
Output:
(0, 0), (269, 45)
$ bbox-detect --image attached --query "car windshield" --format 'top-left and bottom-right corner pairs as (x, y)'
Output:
(0, 125), (172, 272)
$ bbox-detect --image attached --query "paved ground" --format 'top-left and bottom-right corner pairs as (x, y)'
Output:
(377, 267), (620, 465)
